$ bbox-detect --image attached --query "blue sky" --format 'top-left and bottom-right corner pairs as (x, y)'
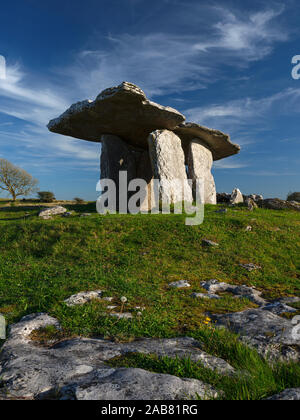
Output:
(0, 0), (299, 200)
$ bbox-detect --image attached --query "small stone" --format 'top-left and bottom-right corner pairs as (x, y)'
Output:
(169, 280), (191, 289)
(64, 290), (103, 307)
(239, 263), (262, 272)
(245, 226), (252, 232)
(102, 297), (114, 302)
(191, 293), (221, 300)
(202, 239), (219, 247)
(110, 312), (133, 320)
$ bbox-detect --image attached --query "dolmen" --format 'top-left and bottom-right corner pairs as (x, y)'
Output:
(48, 82), (240, 210)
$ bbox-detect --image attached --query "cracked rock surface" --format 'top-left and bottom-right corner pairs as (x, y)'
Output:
(0, 313), (232, 400)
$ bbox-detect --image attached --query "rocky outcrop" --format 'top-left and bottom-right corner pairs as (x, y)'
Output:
(258, 198), (300, 211)
(75, 367), (219, 400)
(0, 313), (233, 400)
(212, 309), (300, 361)
(217, 193), (231, 204)
(174, 122), (240, 161)
(48, 82), (185, 150)
(287, 192), (300, 202)
(266, 388), (300, 400)
(148, 130), (193, 204)
(188, 139), (216, 204)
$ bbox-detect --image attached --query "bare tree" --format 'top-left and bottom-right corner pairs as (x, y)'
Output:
(0, 159), (38, 201)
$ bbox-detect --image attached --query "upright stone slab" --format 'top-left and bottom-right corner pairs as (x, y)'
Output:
(148, 130), (193, 204)
(100, 134), (137, 210)
(188, 139), (216, 204)
(136, 150), (155, 211)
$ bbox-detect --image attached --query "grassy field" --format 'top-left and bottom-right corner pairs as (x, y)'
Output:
(0, 201), (299, 399)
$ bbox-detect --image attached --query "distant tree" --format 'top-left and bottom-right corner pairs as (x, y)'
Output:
(74, 197), (85, 204)
(37, 191), (56, 203)
(0, 159), (38, 201)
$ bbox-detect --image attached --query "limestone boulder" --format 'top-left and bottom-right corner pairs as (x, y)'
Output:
(174, 122), (240, 161)
(39, 206), (67, 218)
(188, 139), (216, 204)
(230, 188), (244, 205)
(48, 82), (185, 149)
(148, 130), (193, 204)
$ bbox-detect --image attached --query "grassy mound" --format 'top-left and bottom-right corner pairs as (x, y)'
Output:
(0, 202), (299, 399)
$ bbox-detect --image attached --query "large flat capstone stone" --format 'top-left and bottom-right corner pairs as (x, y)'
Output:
(48, 82), (185, 149)
(175, 122), (240, 161)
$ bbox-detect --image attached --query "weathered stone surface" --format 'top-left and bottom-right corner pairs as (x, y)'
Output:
(262, 302), (297, 316)
(174, 122), (240, 161)
(39, 206), (67, 218)
(200, 280), (266, 306)
(48, 82), (185, 149)
(266, 388), (300, 400)
(64, 291), (103, 307)
(0, 314), (233, 399)
(230, 188), (244, 205)
(212, 309), (300, 361)
(148, 130), (193, 204)
(75, 367), (219, 400)
(188, 139), (216, 204)
(258, 198), (300, 212)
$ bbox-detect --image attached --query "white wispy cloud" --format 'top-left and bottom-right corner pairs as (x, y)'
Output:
(0, 2), (292, 172)
(66, 5), (288, 98)
(193, 6), (287, 61)
(184, 87), (300, 141)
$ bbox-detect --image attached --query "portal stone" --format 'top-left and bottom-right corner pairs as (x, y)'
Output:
(148, 130), (193, 204)
(100, 134), (137, 210)
(188, 139), (216, 204)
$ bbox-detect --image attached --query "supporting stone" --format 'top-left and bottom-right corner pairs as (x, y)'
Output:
(136, 150), (155, 212)
(100, 134), (138, 210)
(148, 130), (193, 205)
(188, 139), (216, 204)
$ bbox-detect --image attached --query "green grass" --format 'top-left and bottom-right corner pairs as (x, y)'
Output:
(0, 202), (299, 399)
